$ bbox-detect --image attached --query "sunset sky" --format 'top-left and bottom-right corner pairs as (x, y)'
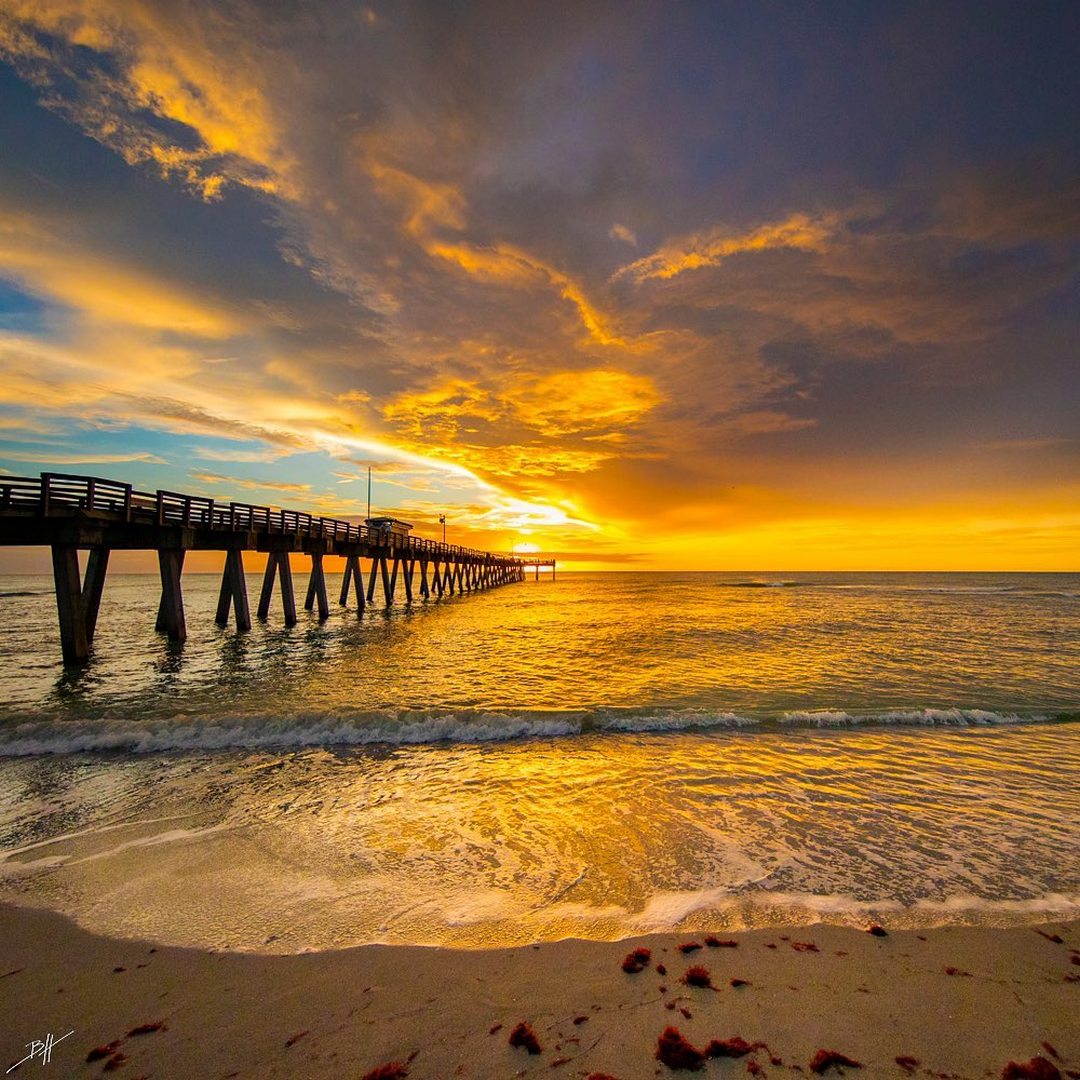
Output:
(0, 1), (1076, 570)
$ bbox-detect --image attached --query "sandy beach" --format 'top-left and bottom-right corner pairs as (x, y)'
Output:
(1, 904), (1077, 1079)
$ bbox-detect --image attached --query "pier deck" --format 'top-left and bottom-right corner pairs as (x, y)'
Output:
(0, 473), (554, 665)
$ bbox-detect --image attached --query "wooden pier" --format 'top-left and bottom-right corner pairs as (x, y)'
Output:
(0, 473), (555, 665)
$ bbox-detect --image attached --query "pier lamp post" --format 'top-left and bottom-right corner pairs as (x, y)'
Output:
(439, 514), (446, 544)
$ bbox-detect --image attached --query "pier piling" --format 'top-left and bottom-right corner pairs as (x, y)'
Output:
(1, 472), (553, 666)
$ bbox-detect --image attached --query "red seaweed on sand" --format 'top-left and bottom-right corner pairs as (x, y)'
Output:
(706, 1037), (763, 1059)
(1035, 930), (1064, 944)
(126, 1021), (167, 1037)
(792, 941), (819, 953)
(896, 1056), (920, 1073)
(682, 966), (713, 988)
(656, 1027), (706, 1071)
(678, 942), (703, 954)
(86, 1042), (123, 1062)
(704, 935), (737, 948)
(361, 1063), (411, 1080)
(102, 1052), (128, 1072)
(1001, 1059), (1062, 1080)
(509, 1022), (543, 1055)
(867, 926), (888, 937)
(622, 947), (652, 973)
(809, 1049), (863, 1073)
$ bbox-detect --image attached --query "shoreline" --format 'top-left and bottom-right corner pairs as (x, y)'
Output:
(2, 904), (1077, 1078)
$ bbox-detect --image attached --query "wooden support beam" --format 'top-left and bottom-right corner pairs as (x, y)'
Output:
(388, 556), (399, 604)
(304, 552), (330, 621)
(51, 543), (89, 665)
(380, 555), (393, 606)
(403, 559), (414, 604)
(340, 553), (364, 615)
(257, 551), (296, 625)
(432, 558), (443, 597)
(216, 549), (251, 631)
(82, 545), (109, 645)
(419, 558), (429, 599)
(257, 552), (277, 620)
(279, 553), (297, 627)
(366, 556), (380, 604)
(156, 548), (186, 642)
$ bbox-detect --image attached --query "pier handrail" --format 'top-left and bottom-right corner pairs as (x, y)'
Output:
(0, 472), (521, 564)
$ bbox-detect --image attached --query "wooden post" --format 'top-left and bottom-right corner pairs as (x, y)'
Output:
(388, 556), (399, 604)
(419, 558), (430, 599)
(403, 559), (414, 604)
(380, 555), (393, 606)
(340, 553), (359, 605)
(279, 553), (297, 626)
(257, 552), (278, 620)
(216, 549), (251, 631)
(366, 556), (380, 604)
(51, 544), (88, 664)
(304, 552), (330, 621)
(156, 549), (186, 642)
(82, 545), (109, 645)
(432, 558), (443, 596)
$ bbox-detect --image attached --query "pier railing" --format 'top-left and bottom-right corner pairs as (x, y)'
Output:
(1, 472), (502, 561)
(0, 471), (553, 665)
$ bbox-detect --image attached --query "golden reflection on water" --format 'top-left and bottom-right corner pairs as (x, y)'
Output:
(1, 723), (1077, 951)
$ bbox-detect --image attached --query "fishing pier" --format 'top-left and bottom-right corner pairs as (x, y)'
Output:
(0, 472), (555, 665)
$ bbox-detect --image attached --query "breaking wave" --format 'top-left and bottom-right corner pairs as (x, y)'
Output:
(0, 706), (1071, 756)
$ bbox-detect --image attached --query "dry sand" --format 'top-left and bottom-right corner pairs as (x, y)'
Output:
(1, 904), (1078, 1079)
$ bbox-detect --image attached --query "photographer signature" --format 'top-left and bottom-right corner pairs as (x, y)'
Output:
(6, 1031), (74, 1073)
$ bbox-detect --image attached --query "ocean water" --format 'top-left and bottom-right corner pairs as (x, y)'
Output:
(0, 570), (1077, 950)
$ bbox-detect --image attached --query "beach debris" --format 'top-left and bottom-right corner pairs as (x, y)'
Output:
(666, 1001), (677, 1010)
(792, 942), (819, 953)
(550, 1057), (571, 1068)
(1042, 1044), (1061, 1061)
(656, 963), (667, 975)
(87, 1042), (123, 1062)
(622, 947), (652, 973)
(489, 1023), (503, 1035)
(765, 943), (778, 949)
(1, 968), (24, 978)
(284, 1030), (308, 1048)
(572, 1016), (589, 1026)
(585, 1074), (621, 1080)
(705, 1037), (761, 1058)
(1000, 1059), (1062, 1080)
(704, 935), (738, 948)
(1035, 930), (1064, 944)
(747, 1061), (765, 1075)
(895, 1056), (920, 1073)
(867, 926), (888, 937)
(808, 1049), (863, 1073)
(682, 966), (713, 989)
(730, 978), (751, 987)
(656, 1026), (706, 1071)
(102, 1052), (128, 1072)
(360, 1063), (411, 1080)
(126, 1021), (166, 1037)
(944, 966), (972, 977)
(509, 1022), (543, 1055)
(1070, 956), (1080, 966)
(112, 966), (126, 973)
(680, 1007), (693, 1019)
(678, 942), (703, 954)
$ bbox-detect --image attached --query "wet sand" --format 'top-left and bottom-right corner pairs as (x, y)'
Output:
(1, 904), (1077, 1078)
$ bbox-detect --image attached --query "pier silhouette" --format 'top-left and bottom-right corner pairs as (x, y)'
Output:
(0, 472), (554, 665)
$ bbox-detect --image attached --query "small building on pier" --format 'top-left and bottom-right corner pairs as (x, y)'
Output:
(364, 517), (413, 545)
